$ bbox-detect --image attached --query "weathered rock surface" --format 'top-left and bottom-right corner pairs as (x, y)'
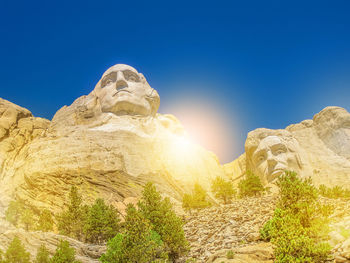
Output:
(0, 64), (225, 260)
(181, 195), (277, 262)
(0, 65), (224, 214)
(225, 106), (350, 188)
(322, 197), (350, 262)
(0, 218), (104, 262)
(207, 243), (274, 263)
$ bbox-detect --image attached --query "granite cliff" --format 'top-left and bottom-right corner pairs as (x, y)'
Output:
(225, 106), (350, 189)
(0, 64), (224, 215)
(1, 64), (350, 262)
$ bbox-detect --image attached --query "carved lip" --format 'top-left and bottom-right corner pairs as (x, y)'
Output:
(113, 90), (131, 96)
(270, 169), (285, 177)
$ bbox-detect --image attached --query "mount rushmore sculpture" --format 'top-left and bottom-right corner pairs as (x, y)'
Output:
(0, 64), (224, 212)
(226, 106), (350, 188)
(0, 64), (349, 214)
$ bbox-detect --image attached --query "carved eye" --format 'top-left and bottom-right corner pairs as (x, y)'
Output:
(125, 72), (139, 82)
(129, 75), (137, 81)
(258, 155), (265, 162)
(276, 148), (286, 155)
(103, 79), (113, 86)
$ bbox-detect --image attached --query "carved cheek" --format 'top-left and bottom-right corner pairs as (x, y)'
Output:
(256, 160), (268, 176)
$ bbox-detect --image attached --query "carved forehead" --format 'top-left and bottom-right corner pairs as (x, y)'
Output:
(102, 64), (140, 78)
(256, 136), (284, 151)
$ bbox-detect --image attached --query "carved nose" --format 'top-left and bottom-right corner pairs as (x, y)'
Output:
(116, 72), (128, 90)
(267, 152), (277, 167)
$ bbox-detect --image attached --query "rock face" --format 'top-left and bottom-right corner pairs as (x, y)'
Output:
(0, 218), (104, 262)
(182, 195), (277, 261)
(0, 64), (224, 215)
(0, 64), (225, 260)
(225, 106), (350, 188)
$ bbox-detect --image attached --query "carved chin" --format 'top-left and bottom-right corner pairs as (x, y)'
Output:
(103, 100), (151, 116)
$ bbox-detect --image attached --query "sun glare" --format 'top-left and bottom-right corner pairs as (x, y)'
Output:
(161, 100), (237, 163)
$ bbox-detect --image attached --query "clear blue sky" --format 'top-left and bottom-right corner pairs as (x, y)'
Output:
(1, 0), (350, 163)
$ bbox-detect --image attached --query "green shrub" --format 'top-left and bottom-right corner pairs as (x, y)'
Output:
(100, 204), (167, 263)
(83, 198), (120, 244)
(138, 182), (189, 260)
(182, 183), (211, 210)
(37, 209), (54, 232)
(211, 176), (236, 204)
(318, 184), (350, 199)
(238, 171), (265, 198)
(5, 200), (23, 227)
(260, 171), (332, 263)
(226, 250), (235, 259)
(35, 244), (51, 263)
(4, 236), (31, 263)
(50, 240), (81, 263)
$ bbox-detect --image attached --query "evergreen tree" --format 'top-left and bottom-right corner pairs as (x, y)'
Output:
(37, 209), (54, 232)
(4, 236), (31, 263)
(57, 186), (86, 240)
(21, 208), (34, 231)
(100, 204), (166, 263)
(182, 183), (211, 210)
(138, 182), (189, 260)
(238, 171), (265, 198)
(260, 171), (332, 262)
(5, 200), (23, 227)
(35, 244), (51, 263)
(211, 176), (236, 204)
(83, 198), (120, 244)
(50, 240), (81, 263)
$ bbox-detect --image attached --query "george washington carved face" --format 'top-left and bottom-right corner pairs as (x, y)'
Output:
(94, 64), (160, 116)
(245, 129), (303, 185)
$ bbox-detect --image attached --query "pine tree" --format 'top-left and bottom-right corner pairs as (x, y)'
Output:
(50, 240), (81, 263)
(57, 186), (87, 240)
(182, 183), (211, 210)
(5, 200), (23, 227)
(138, 182), (189, 260)
(100, 204), (166, 263)
(37, 209), (54, 232)
(238, 171), (265, 198)
(21, 208), (34, 231)
(211, 176), (236, 204)
(35, 244), (51, 263)
(4, 236), (31, 263)
(83, 198), (120, 244)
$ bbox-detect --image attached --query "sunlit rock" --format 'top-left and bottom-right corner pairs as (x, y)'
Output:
(225, 106), (350, 188)
(0, 64), (224, 213)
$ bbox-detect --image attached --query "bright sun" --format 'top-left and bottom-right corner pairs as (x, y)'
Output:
(162, 101), (236, 163)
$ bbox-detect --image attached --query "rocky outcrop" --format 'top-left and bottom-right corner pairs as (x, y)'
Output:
(0, 64), (225, 215)
(0, 218), (104, 262)
(225, 106), (350, 188)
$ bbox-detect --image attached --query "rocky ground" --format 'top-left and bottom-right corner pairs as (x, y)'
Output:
(179, 195), (350, 263)
(322, 197), (350, 263)
(181, 195), (277, 262)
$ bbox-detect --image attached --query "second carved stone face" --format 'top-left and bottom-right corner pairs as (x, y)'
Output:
(95, 64), (160, 116)
(246, 131), (303, 185)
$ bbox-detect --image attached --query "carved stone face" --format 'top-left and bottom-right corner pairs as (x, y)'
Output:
(246, 130), (303, 185)
(94, 64), (160, 116)
(314, 107), (350, 159)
